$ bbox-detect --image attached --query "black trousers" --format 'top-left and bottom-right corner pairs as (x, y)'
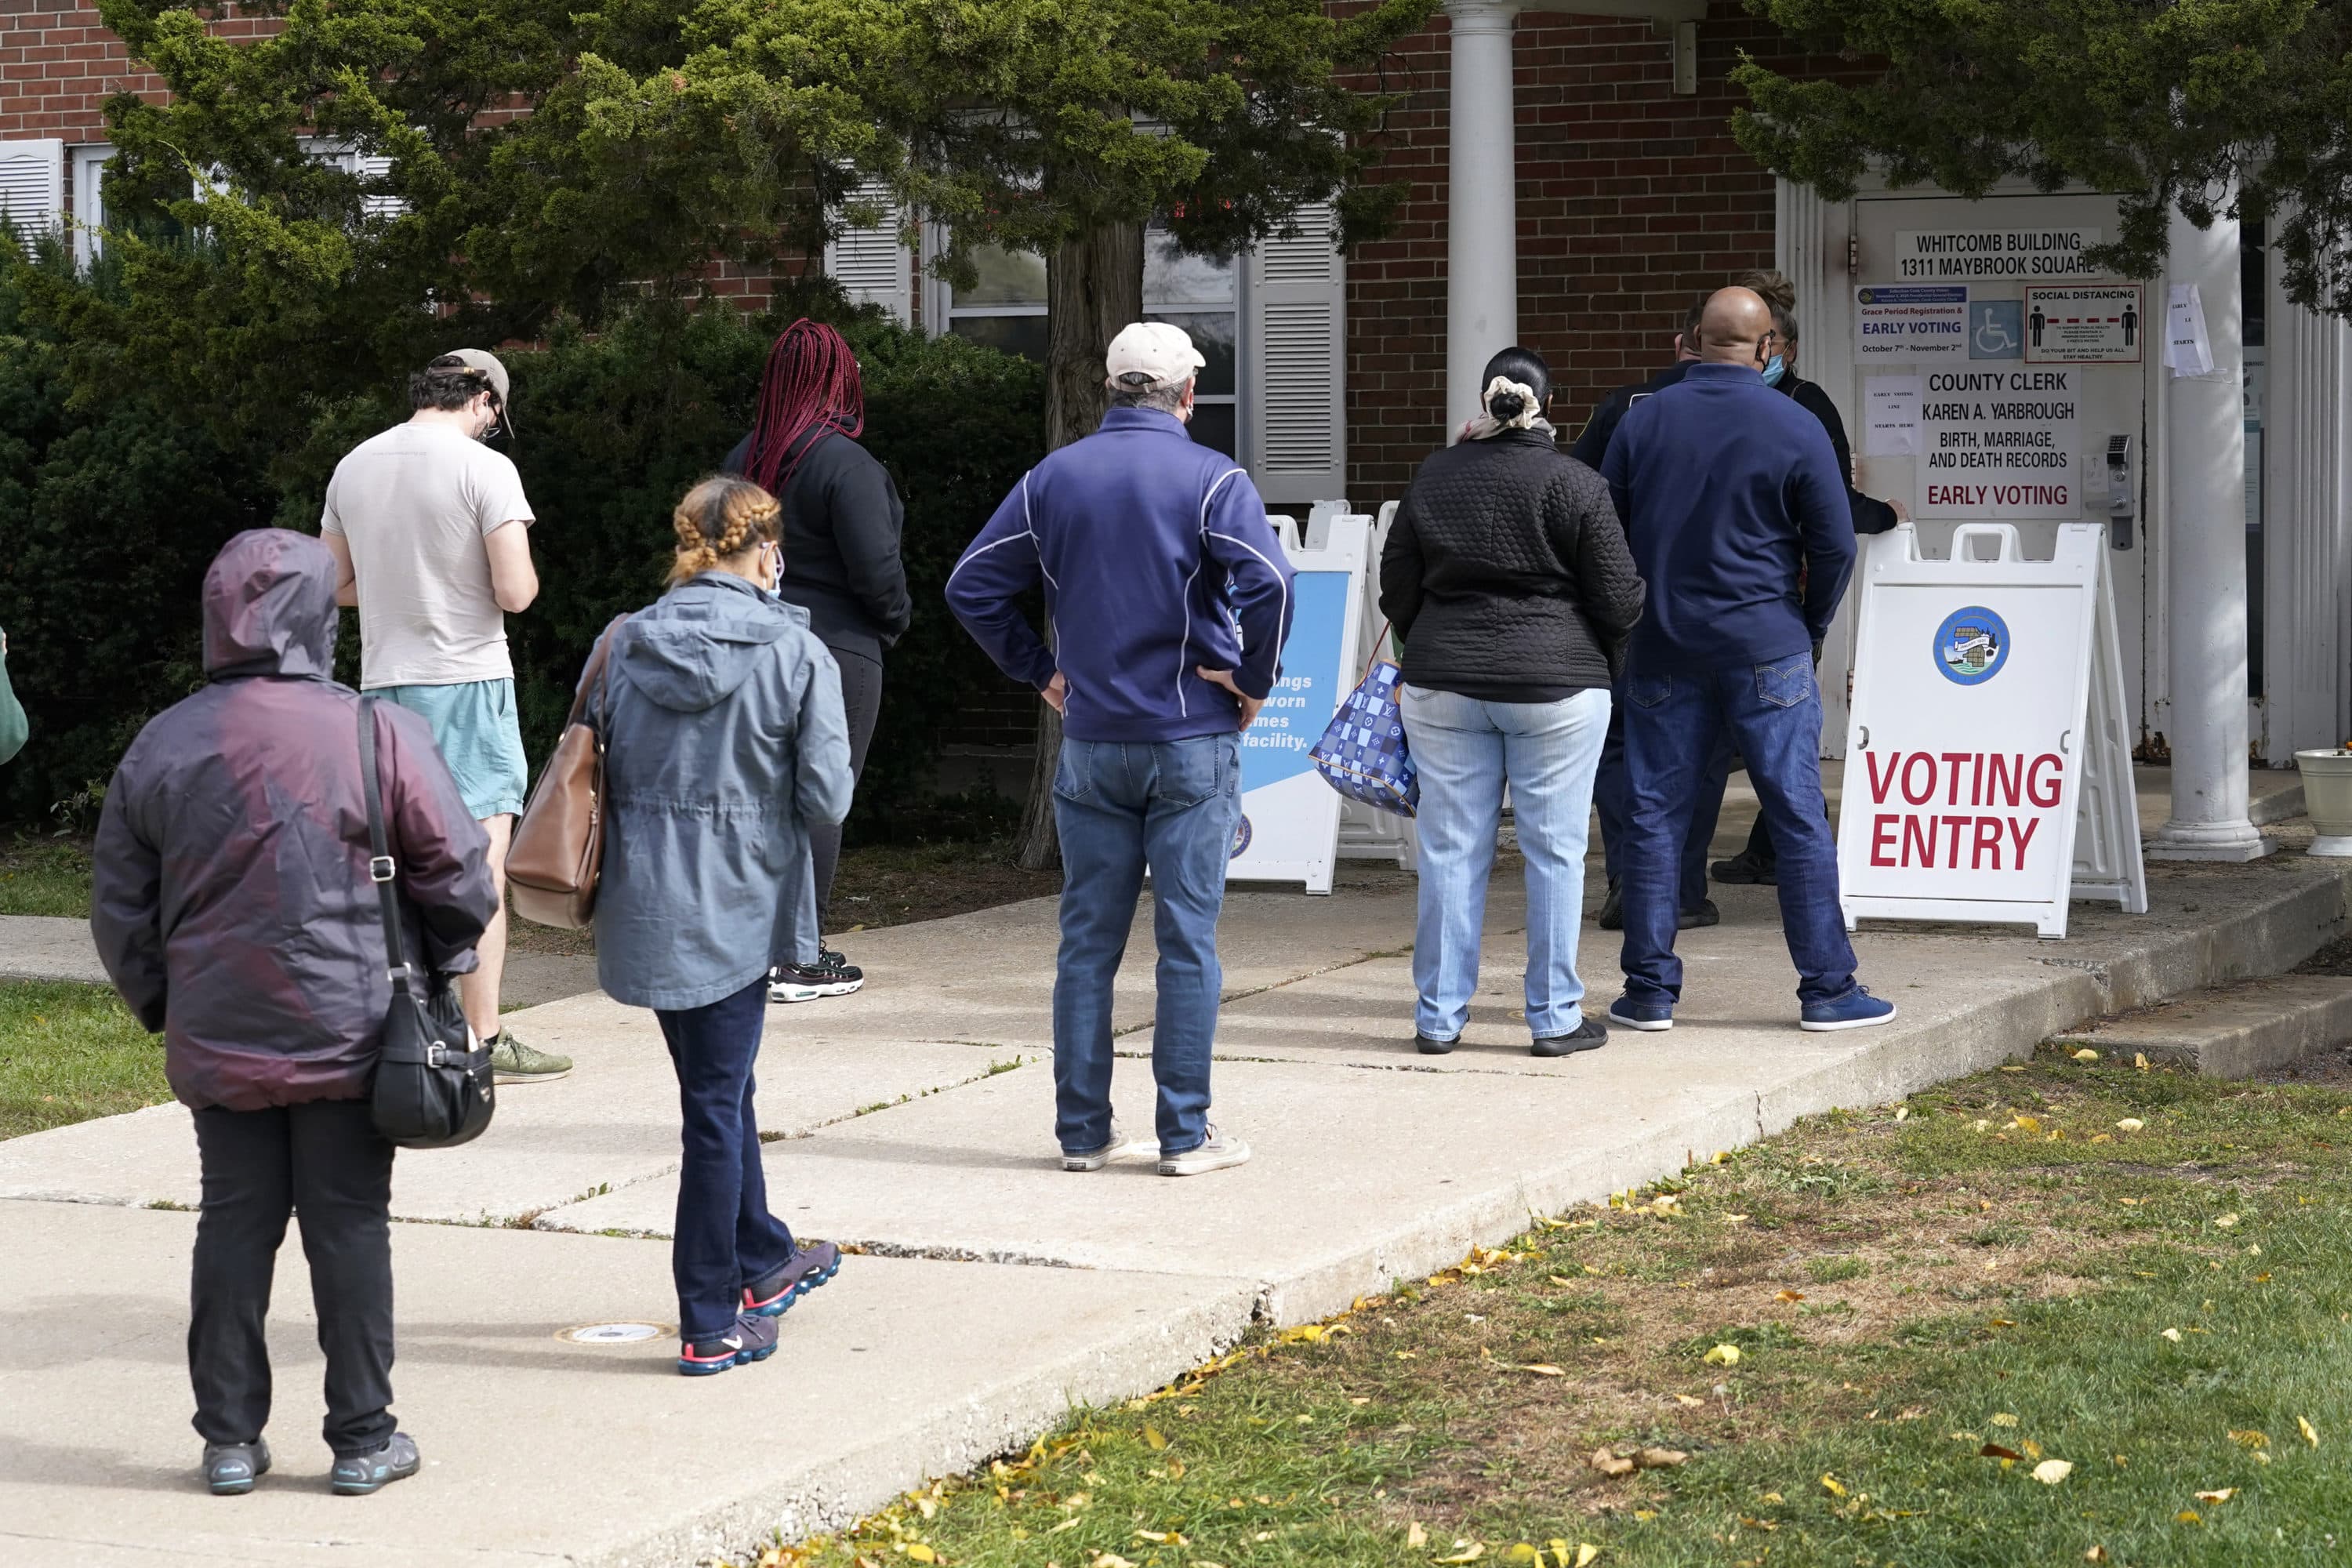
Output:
(190, 1099), (397, 1457)
(809, 644), (883, 935)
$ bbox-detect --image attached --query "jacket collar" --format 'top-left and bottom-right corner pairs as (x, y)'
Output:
(1098, 406), (1192, 438)
(1685, 361), (1766, 385)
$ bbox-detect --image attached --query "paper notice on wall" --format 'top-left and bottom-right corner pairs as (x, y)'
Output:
(1857, 285), (1969, 358)
(2165, 284), (2213, 377)
(1864, 376), (1924, 456)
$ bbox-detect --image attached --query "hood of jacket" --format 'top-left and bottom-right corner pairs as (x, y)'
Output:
(615, 572), (807, 713)
(203, 529), (339, 680)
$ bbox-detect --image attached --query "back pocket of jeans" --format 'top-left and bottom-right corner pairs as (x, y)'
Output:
(1755, 655), (1814, 709)
(1053, 741), (1095, 802)
(1157, 735), (1232, 808)
(1629, 673), (1673, 710)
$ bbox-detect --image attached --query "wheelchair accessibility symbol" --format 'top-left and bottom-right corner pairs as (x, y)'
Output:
(1970, 299), (2024, 361)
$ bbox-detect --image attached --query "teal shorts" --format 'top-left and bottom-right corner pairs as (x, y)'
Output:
(376, 677), (529, 821)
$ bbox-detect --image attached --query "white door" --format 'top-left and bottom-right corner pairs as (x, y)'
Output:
(1843, 193), (2156, 738)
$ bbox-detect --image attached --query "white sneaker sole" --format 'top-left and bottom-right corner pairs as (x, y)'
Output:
(1061, 1139), (1139, 1172)
(1159, 1142), (1252, 1177)
(1606, 1007), (1673, 1032)
(1799, 1005), (1899, 1033)
(768, 976), (863, 1004)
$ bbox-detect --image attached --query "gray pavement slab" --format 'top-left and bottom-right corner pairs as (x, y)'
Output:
(0, 914), (108, 985)
(2057, 972), (2352, 1078)
(0, 1201), (1254, 1568)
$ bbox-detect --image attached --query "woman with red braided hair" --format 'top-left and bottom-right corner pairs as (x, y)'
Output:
(723, 319), (911, 1004)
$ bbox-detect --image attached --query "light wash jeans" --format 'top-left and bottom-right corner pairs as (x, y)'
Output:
(1051, 733), (1240, 1157)
(1401, 685), (1611, 1040)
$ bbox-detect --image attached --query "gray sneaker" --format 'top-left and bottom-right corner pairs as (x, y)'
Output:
(489, 1032), (572, 1083)
(202, 1438), (270, 1496)
(1062, 1118), (1140, 1172)
(1159, 1123), (1252, 1178)
(329, 1432), (419, 1496)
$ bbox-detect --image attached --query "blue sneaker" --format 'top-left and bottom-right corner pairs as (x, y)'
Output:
(1606, 994), (1675, 1032)
(742, 1240), (842, 1317)
(1800, 985), (1898, 1033)
(202, 1439), (270, 1496)
(678, 1312), (778, 1376)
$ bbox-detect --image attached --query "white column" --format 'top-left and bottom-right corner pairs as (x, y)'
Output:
(2150, 195), (2269, 858)
(1446, 0), (1518, 437)
(2263, 267), (2352, 758)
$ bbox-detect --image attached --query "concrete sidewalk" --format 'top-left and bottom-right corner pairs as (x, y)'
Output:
(2, 839), (2347, 1564)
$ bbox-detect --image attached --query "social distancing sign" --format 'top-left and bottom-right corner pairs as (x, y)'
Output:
(1838, 522), (2146, 938)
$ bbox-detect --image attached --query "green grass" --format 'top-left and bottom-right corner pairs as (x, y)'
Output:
(747, 1055), (2352, 1568)
(0, 980), (171, 1138)
(0, 833), (93, 917)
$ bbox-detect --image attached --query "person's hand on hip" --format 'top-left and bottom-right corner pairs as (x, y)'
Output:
(1196, 667), (1264, 731)
(1040, 672), (1068, 715)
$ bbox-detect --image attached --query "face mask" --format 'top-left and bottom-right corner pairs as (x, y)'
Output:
(1759, 354), (1787, 387)
(767, 546), (784, 595)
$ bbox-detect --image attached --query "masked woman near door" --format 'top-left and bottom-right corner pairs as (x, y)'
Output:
(1708, 271), (1908, 888)
(722, 320), (912, 1001)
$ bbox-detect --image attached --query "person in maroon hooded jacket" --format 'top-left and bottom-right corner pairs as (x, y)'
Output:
(92, 529), (498, 1498)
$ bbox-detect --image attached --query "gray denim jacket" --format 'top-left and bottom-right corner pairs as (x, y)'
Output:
(591, 572), (853, 1011)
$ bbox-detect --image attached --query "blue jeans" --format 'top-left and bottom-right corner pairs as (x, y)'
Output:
(1051, 734), (1240, 1157)
(1402, 685), (1610, 1040)
(1594, 688), (1723, 910)
(1620, 654), (1860, 1007)
(655, 977), (796, 1339)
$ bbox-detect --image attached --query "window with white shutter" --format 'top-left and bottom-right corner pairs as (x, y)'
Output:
(1245, 201), (1347, 505)
(0, 140), (65, 243)
(70, 143), (112, 267)
(299, 139), (408, 220)
(825, 179), (912, 324)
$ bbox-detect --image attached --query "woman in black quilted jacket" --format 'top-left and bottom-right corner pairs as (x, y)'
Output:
(1379, 347), (1646, 1058)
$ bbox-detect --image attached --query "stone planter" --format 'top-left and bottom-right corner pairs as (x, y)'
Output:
(2295, 748), (2352, 855)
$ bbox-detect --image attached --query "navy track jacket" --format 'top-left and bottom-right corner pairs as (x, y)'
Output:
(946, 407), (1297, 743)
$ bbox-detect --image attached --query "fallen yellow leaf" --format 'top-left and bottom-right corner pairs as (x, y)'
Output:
(1576, 1547), (1601, 1568)
(2228, 1428), (2269, 1449)
(1776, 1290), (1806, 1304)
(2072, 1048), (2100, 1062)
(1588, 1448), (1636, 1478)
(2117, 1118), (2145, 1132)
(1896, 1105), (1911, 1121)
(2176, 1510), (2202, 1526)
(1432, 1542), (1486, 1565)
(2032, 1459), (2074, 1484)
(1820, 1473), (1846, 1498)
(1992, 1413), (2020, 1427)
(2215, 1214), (2239, 1229)
(1144, 1425), (1167, 1450)
(1408, 1523), (1428, 1549)
(2300, 1416), (2321, 1448)
(1636, 1448), (1690, 1469)
(2162, 1327), (2183, 1342)
(2085, 1547), (2108, 1563)
(2194, 1488), (2234, 1504)
(905, 1548), (938, 1566)
(1703, 1344), (1741, 1366)
(2090, 1134), (2112, 1144)
(1516, 1363), (1568, 1377)
(1673, 1393), (1706, 1408)
(2011, 1115), (2042, 1132)
(1503, 1547), (1540, 1566)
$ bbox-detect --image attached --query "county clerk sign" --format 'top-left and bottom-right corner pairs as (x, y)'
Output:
(1837, 524), (2121, 938)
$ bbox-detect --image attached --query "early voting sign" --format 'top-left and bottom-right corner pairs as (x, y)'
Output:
(1837, 522), (2146, 938)
(1229, 514), (1368, 894)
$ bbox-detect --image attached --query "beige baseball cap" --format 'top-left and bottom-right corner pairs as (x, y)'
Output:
(444, 348), (514, 434)
(1105, 321), (1206, 390)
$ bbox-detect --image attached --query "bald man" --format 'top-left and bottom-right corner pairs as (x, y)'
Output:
(1597, 288), (1895, 1034)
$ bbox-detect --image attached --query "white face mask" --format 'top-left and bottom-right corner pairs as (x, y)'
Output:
(766, 544), (783, 595)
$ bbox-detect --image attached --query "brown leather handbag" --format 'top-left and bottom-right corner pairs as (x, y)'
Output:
(508, 615), (628, 930)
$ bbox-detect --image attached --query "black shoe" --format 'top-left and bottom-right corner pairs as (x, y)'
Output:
(329, 1432), (419, 1496)
(203, 1439), (270, 1496)
(769, 960), (863, 1002)
(1532, 1017), (1609, 1057)
(1415, 1033), (1457, 1055)
(1711, 851), (1777, 886)
(1597, 878), (1624, 930)
(1679, 898), (1721, 931)
(816, 948), (862, 980)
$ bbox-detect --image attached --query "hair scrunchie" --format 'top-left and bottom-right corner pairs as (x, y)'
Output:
(1483, 375), (1541, 430)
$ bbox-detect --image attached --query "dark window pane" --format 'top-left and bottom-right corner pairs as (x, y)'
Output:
(1147, 310), (1236, 397)
(1145, 230), (1236, 306)
(952, 314), (1048, 362)
(960, 245), (1047, 306)
(1188, 401), (1237, 459)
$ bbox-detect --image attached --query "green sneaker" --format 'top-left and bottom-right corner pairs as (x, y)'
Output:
(488, 1031), (572, 1084)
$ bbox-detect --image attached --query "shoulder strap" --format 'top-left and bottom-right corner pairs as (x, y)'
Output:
(358, 696), (413, 995)
(564, 613), (632, 731)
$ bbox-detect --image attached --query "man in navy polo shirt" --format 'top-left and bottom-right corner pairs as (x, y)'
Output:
(1599, 288), (1895, 1033)
(947, 322), (1296, 1176)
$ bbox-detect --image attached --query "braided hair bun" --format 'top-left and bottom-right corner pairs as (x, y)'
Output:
(668, 475), (782, 586)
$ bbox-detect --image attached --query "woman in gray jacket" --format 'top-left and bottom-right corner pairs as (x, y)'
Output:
(587, 476), (855, 1375)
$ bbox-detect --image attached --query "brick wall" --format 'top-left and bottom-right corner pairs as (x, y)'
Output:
(1345, 1), (1836, 505)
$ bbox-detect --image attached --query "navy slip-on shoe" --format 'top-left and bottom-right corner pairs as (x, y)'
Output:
(1799, 986), (1898, 1033)
(1606, 994), (1675, 1032)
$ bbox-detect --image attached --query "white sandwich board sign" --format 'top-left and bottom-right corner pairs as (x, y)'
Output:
(1836, 521), (2147, 938)
(1225, 513), (1370, 895)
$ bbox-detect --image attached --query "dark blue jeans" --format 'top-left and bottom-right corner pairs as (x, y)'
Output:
(1594, 688), (1724, 911)
(1051, 733), (1240, 1159)
(1619, 653), (1860, 1007)
(655, 977), (796, 1339)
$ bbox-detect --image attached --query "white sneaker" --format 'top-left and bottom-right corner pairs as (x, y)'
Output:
(1159, 1123), (1251, 1178)
(1062, 1119), (1139, 1172)
(767, 967), (822, 1004)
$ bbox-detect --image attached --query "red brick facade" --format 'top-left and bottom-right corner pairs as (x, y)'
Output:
(1345, 2), (1831, 503)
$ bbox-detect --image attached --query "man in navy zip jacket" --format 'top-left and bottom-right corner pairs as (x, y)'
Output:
(947, 322), (1295, 1177)
(1599, 288), (1896, 1035)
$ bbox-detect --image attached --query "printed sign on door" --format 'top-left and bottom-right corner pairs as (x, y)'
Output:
(1915, 368), (2080, 519)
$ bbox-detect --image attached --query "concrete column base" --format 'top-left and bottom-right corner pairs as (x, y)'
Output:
(2147, 822), (2276, 862)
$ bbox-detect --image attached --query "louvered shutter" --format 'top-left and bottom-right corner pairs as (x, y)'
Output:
(354, 153), (405, 220)
(71, 143), (111, 267)
(0, 140), (64, 242)
(825, 179), (911, 324)
(1246, 202), (1347, 504)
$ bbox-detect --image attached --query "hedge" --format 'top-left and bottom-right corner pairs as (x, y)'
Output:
(0, 260), (1046, 833)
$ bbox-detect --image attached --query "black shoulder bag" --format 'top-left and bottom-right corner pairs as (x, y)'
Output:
(359, 697), (496, 1149)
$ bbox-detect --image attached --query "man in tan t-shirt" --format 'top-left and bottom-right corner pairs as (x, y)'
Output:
(321, 350), (572, 1084)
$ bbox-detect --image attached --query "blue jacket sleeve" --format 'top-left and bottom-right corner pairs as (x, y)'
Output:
(1198, 468), (1296, 701)
(1790, 422), (1858, 642)
(943, 472), (1059, 690)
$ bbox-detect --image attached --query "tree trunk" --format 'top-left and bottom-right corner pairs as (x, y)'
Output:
(1012, 220), (1147, 872)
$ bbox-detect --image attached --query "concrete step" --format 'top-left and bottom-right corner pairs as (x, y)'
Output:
(2053, 973), (2352, 1078)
